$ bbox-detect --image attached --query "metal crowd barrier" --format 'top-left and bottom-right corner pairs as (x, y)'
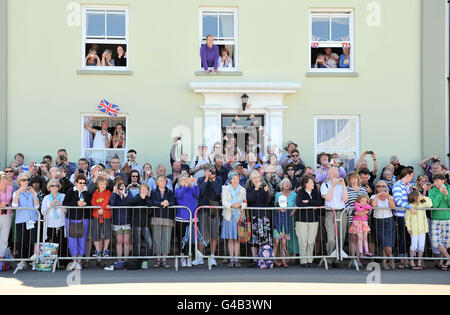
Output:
(38, 206), (193, 272)
(193, 206), (338, 271)
(339, 207), (450, 271)
(0, 207), (42, 274)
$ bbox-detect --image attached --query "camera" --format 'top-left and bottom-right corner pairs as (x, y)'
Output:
(60, 155), (67, 162)
(432, 158), (440, 163)
(118, 185), (124, 190)
(366, 151), (373, 155)
(98, 172), (104, 177)
(177, 136), (182, 141)
(262, 182), (267, 188)
(78, 169), (84, 174)
(34, 163), (41, 167)
(132, 184), (138, 188)
(210, 169), (216, 176)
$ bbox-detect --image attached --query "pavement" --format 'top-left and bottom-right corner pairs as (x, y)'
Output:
(1, 260), (450, 295)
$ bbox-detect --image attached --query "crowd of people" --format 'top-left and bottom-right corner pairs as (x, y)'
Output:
(1, 136), (450, 272)
(311, 47), (351, 69)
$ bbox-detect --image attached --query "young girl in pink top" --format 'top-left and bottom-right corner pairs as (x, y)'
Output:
(349, 194), (373, 257)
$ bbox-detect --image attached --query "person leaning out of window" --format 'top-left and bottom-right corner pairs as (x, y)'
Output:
(200, 34), (220, 73)
(340, 46), (350, 68)
(218, 47), (233, 69)
(101, 49), (115, 67)
(114, 45), (127, 67)
(85, 48), (101, 66)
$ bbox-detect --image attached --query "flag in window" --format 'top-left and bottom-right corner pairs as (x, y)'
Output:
(98, 99), (120, 117)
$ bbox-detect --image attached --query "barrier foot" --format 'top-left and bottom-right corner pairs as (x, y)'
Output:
(348, 259), (359, 271)
(13, 260), (25, 275)
(52, 258), (58, 273)
(175, 258), (179, 272)
(318, 258), (328, 270)
(208, 258), (212, 271)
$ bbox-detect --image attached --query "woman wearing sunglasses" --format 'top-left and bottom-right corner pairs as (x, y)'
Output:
(3, 167), (18, 191)
(63, 174), (92, 270)
(41, 179), (68, 268)
(11, 173), (40, 263)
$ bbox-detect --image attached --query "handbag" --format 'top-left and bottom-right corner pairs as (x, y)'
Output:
(238, 209), (252, 243)
(69, 221), (84, 238)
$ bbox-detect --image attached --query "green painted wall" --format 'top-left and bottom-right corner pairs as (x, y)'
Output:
(0, 0), (6, 169)
(421, 0), (448, 164)
(5, 0), (435, 173)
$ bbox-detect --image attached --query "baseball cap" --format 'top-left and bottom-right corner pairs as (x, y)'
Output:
(233, 162), (242, 169)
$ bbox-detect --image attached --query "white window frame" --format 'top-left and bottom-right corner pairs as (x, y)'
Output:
(199, 7), (239, 72)
(309, 9), (354, 72)
(80, 113), (129, 165)
(81, 5), (129, 71)
(314, 115), (360, 169)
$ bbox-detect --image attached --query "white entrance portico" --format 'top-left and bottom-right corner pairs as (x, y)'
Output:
(190, 82), (301, 156)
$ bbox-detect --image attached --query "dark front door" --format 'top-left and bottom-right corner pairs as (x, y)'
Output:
(221, 115), (265, 160)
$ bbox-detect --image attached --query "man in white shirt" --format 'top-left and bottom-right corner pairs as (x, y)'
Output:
(190, 145), (209, 179)
(84, 116), (112, 165)
(320, 167), (348, 267)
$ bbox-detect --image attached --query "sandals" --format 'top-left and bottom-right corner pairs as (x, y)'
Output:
(382, 262), (390, 270)
(282, 262), (289, 268)
(440, 264), (448, 271)
(274, 261), (282, 267)
(397, 263), (405, 269)
(153, 261), (161, 268)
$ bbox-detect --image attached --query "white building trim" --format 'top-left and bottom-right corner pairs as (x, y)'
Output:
(190, 82), (301, 155)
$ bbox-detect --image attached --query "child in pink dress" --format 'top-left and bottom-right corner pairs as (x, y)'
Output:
(349, 194), (373, 257)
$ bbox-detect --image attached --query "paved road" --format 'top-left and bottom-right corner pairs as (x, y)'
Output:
(1, 260), (450, 294)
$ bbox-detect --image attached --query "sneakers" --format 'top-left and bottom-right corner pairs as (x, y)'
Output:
(181, 258), (187, 268)
(103, 249), (110, 257)
(210, 257), (217, 267)
(93, 250), (101, 258)
(192, 258), (204, 266)
(75, 262), (82, 270)
(141, 261), (148, 270)
(186, 258), (193, 267)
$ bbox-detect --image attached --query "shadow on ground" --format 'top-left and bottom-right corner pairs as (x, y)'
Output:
(0, 259), (449, 289)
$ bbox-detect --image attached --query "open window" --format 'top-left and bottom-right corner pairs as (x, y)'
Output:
(81, 114), (128, 167)
(310, 10), (353, 72)
(314, 116), (359, 172)
(82, 6), (129, 70)
(199, 8), (238, 71)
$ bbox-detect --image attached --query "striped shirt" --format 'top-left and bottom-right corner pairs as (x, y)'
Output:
(346, 186), (367, 223)
(392, 180), (412, 217)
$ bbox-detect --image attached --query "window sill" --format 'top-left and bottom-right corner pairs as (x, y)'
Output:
(77, 70), (133, 75)
(306, 71), (359, 77)
(195, 71), (243, 76)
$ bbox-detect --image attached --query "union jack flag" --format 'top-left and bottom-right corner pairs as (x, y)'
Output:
(98, 99), (120, 117)
(311, 35), (320, 48)
(341, 37), (351, 49)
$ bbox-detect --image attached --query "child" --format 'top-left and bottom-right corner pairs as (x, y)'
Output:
(406, 190), (432, 270)
(90, 179), (112, 258)
(349, 194), (372, 257)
